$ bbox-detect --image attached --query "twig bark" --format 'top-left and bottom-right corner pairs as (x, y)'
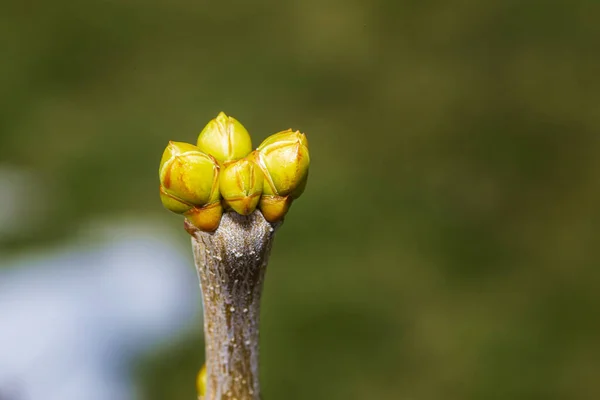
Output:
(187, 211), (279, 400)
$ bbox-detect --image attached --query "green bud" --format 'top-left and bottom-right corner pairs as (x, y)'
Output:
(257, 128), (308, 151)
(255, 129), (310, 199)
(197, 363), (207, 399)
(159, 141), (223, 231)
(219, 158), (264, 215)
(159, 185), (193, 214)
(197, 112), (253, 164)
(159, 141), (220, 207)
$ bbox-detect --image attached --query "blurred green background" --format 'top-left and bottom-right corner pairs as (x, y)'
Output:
(2, 0), (600, 399)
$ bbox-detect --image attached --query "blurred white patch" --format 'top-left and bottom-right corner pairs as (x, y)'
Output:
(0, 218), (200, 400)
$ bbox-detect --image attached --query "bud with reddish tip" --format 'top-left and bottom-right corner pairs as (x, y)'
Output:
(219, 158), (264, 215)
(183, 202), (223, 232)
(197, 112), (253, 164)
(159, 141), (222, 231)
(258, 194), (293, 223)
(254, 129), (310, 222)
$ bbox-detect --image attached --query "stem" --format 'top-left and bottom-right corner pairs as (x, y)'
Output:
(188, 211), (279, 400)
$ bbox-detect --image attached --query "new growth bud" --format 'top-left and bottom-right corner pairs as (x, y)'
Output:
(159, 141), (222, 231)
(254, 129), (310, 222)
(197, 112), (253, 164)
(159, 141), (220, 205)
(255, 130), (309, 198)
(219, 158), (264, 215)
(197, 364), (207, 399)
(159, 114), (309, 229)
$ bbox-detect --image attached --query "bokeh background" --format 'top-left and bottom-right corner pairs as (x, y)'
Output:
(1, 0), (599, 399)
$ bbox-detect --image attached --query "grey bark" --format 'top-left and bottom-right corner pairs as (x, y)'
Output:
(188, 211), (279, 400)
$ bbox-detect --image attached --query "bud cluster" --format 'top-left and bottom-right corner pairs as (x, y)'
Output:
(159, 112), (310, 231)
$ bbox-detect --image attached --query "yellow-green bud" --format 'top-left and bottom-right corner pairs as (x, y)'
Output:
(255, 129), (310, 199)
(159, 185), (193, 214)
(253, 129), (310, 222)
(197, 363), (207, 399)
(197, 112), (253, 164)
(219, 158), (264, 215)
(159, 141), (220, 207)
(159, 141), (223, 231)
